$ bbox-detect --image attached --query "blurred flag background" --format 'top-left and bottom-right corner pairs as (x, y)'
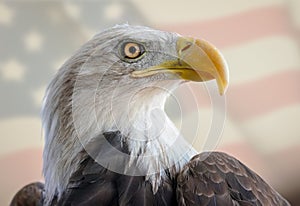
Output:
(0, 0), (299, 205)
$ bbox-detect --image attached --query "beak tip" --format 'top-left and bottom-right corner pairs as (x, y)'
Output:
(177, 37), (230, 96)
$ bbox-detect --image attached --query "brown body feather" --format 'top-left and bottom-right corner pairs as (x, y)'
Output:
(10, 182), (44, 206)
(10, 137), (290, 206)
(11, 132), (290, 205)
(177, 152), (290, 206)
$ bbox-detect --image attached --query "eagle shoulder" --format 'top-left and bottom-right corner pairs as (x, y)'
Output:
(10, 182), (44, 206)
(176, 152), (290, 206)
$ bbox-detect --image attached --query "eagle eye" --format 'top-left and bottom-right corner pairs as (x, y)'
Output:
(121, 42), (145, 60)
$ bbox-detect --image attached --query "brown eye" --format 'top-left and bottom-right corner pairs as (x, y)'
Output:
(121, 42), (145, 59)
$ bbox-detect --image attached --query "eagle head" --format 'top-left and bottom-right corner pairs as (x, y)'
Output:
(41, 24), (228, 201)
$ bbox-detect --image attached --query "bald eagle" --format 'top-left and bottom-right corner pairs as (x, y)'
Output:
(11, 25), (290, 206)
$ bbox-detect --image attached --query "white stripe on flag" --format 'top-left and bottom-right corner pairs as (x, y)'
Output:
(0, 117), (44, 155)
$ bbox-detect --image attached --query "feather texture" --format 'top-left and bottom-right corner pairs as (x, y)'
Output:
(176, 152), (290, 206)
(10, 182), (44, 206)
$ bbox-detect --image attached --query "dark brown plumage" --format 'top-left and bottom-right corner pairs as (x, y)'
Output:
(11, 132), (290, 206)
(176, 152), (290, 206)
(10, 182), (44, 206)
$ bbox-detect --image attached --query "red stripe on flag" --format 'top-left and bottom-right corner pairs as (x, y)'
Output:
(159, 6), (293, 48)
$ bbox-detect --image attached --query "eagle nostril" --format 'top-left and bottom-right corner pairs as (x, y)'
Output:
(181, 43), (192, 52)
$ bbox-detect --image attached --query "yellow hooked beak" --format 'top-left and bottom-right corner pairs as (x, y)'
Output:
(131, 37), (229, 95)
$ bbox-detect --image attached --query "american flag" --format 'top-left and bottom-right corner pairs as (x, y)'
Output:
(0, 0), (299, 205)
